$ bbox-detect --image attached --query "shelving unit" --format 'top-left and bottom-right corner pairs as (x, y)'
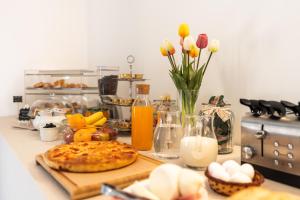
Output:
(25, 87), (99, 95)
(24, 69), (100, 107)
(98, 56), (147, 133)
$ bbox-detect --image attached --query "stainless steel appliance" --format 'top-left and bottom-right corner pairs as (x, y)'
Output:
(240, 99), (300, 188)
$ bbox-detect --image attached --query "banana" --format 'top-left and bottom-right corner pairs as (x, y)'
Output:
(92, 117), (107, 126)
(85, 112), (103, 125)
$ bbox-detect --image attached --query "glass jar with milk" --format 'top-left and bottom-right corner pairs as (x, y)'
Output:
(180, 115), (218, 169)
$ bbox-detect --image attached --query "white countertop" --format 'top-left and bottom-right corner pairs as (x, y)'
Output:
(0, 116), (299, 200)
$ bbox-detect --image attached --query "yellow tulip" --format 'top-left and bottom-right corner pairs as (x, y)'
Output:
(178, 23), (190, 38)
(160, 46), (168, 56)
(208, 39), (220, 53)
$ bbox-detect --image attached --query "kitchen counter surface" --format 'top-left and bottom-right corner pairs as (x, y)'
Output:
(0, 116), (299, 200)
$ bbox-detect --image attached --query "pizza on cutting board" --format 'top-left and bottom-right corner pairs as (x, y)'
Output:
(43, 141), (138, 172)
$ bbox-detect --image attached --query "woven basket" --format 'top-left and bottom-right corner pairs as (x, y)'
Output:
(205, 169), (264, 196)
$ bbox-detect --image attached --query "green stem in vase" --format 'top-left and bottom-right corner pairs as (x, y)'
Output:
(171, 54), (177, 68)
(196, 49), (202, 69)
(203, 52), (213, 75)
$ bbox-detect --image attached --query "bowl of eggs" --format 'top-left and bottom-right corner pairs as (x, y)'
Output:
(205, 160), (264, 196)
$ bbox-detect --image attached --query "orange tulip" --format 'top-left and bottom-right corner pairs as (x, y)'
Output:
(166, 42), (175, 55)
(160, 47), (168, 56)
(160, 40), (175, 56)
(189, 45), (200, 58)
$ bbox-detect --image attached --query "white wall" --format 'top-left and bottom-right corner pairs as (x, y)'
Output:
(125, 0), (300, 143)
(2, 0), (300, 143)
(86, 0), (142, 103)
(87, 0), (137, 70)
(0, 0), (88, 116)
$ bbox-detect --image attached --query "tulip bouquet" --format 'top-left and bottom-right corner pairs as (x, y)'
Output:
(160, 23), (219, 115)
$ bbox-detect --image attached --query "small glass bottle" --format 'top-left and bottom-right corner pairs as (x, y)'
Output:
(131, 84), (153, 150)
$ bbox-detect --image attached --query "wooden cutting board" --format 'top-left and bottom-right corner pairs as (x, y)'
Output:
(36, 153), (162, 200)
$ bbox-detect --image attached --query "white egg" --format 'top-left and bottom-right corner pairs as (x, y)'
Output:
(222, 160), (241, 176)
(208, 162), (223, 175)
(211, 168), (230, 182)
(240, 163), (255, 179)
(149, 164), (181, 200)
(178, 168), (205, 196)
(229, 172), (252, 183)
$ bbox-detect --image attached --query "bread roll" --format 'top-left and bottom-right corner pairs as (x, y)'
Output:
(149, 164), (181, 200)
(178, 168), (204, 196)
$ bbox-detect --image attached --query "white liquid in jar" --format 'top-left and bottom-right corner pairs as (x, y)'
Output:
(180, 136), (218, 168)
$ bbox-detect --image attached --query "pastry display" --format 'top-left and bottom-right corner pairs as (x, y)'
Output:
(53, 79), (65, 88)
(110, 120), (131, 130)
(32, 79), (88, 89)
(118, 73), (144, 80)
(120, 98), (134, 105)
(33, 82), (44, 88)
(62, 95), (89, 115)
(118, 73), (132, 79)
(42, 82), (53, 89)
(43, 141), (138, 172)
(134, 74), (143, 79)
(228, 187), (300, 200)
(30, 97), (73, 117)
(111, 98), (134, 106)
(112, 98), (119, 104)
(205, 160), (264, 196)
(118, 120), (131, 129)
(124, 163), (208, 200)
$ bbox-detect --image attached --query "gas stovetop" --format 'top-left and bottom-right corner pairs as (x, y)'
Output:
(240, 99), (300, 120)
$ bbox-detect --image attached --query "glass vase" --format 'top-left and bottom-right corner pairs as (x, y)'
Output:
(178, 89), (199, 116)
